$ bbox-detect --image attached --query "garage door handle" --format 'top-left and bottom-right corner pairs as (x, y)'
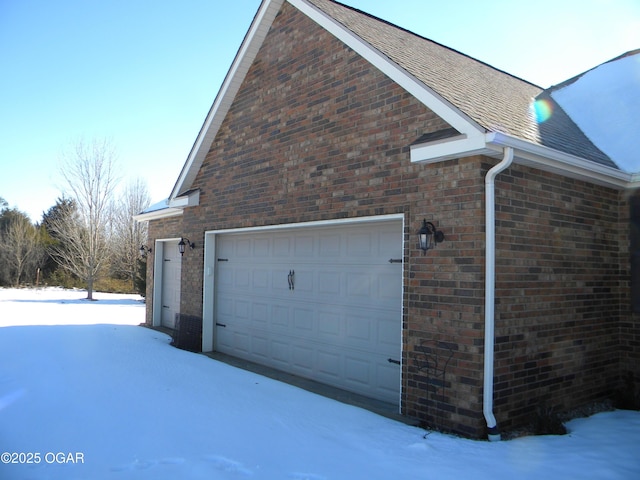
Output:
(387, 358), (400, 365)
(288, 270), (295, 290)
(163, 305), (170, 309)
(388, 258), (403, 263)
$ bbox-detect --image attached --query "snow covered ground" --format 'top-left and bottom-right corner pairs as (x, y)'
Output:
(1, 287), (639, 480)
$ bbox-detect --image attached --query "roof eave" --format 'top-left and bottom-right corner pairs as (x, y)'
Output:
(411, 131), (632, 190)
(133, 207), (184, 223)
(134, 190), (200, 222)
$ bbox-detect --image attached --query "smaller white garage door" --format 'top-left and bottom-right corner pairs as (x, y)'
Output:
(214, 219), (403, 404)
(161, 240), (181, 329)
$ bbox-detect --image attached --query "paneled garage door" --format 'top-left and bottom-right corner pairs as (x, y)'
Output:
(214, 219), (403, 404)
(161, 240), (181, 329)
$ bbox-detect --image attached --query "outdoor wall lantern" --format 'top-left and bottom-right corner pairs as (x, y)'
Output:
(178, 237), (195, 256)
(418, 219), (444, 253)
(139, 245), (152, 257)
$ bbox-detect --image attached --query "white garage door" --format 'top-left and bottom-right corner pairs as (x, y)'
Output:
(161, 240), (181, 329)
(214, 219), (403, 404)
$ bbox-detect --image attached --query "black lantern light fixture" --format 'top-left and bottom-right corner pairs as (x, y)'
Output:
(418, 219), (444, 253)
(178, 237), (195, 256)
(139, 245), (152, 257)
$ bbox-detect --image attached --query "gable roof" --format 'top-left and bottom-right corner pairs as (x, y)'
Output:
(306, 0), (616, 169)
(165, 0), (637, 209)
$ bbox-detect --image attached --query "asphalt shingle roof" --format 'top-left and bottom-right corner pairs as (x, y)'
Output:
(307, 0), (615, 168)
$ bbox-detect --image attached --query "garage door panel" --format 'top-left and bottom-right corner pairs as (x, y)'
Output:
(294, 234), (314, 256)
(318, 310), (341, 338)
(235, 237), (252, 256)
(318, 271), (341, 295)
(234, 268), (250, 288)
(318, 233), (340, 256)
(345, 356), (371, 386)
(251, 302), (269, 325)
(232, 331), (251, 354)
(347, 232), (372, 257)
(253, 237), (270, 256)
(378, 318), (400, 349)
(293, 307), (314, 333)
(218, 297), (233, 317)
(271, 304), (290, 329)
(252, 336), (269, 359)
(271, 340), (290, 366)
(292, 345), (314, 373)
(346, 314), (372, 343)
(317, 349), (341, 379)
(273, 236), (291, 257)
(377, 272), (402, 300)
(252, 269), (269, 290)
(376, 363), (401, 394)
(214, 219), (402, 404)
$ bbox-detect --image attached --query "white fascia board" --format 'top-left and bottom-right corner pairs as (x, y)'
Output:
(133, 207), (183, 223)
(170, 190), (200, 208)
(410, 133), (492, 163)
(170, 0), (285, 200)
(409, 130), (632, 190)
(486, 132), (632, 190)
(289, 0), (483, 137)
(204, 213), (404, 236)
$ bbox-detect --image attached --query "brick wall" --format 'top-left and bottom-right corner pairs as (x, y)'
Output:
(143, 1), (633, 438)
(622, 189), (640, 399)
(492, 164), (627, 431)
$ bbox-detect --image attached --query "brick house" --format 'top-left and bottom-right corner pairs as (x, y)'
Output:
(135, 0), (639, 439)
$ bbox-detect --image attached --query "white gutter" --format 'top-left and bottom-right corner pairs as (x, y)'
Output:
(483, 146), (514, 442)
(411, 131), (632, 191)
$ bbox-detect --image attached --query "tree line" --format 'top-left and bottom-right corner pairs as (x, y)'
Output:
(0, 138), (150, 299)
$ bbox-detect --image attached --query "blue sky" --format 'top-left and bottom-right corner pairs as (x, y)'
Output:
(1, 0), (638, 222)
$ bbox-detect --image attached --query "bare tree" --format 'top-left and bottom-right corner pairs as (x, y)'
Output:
(111, 177), (151, 288)
(47, 138), (121, 300)
(0, 210), (45, 286)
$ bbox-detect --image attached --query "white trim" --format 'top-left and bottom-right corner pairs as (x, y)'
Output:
(133, 207), (183, 222)
(171, 190), (200, 208)
(409, 129), (633, 190)
(410, 134), (490, 163)
(289, 0), (483, 137)
(486, 132), (632, 190)
(204, 213), (405, 236)
(201, 231), (217, 352)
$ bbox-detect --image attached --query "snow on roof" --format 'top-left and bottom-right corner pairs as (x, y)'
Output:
(550, 50), (640, 174)
(141, 198), (170, 214)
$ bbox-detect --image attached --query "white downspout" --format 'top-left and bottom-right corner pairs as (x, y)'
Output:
(483, 146), (514, 441)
